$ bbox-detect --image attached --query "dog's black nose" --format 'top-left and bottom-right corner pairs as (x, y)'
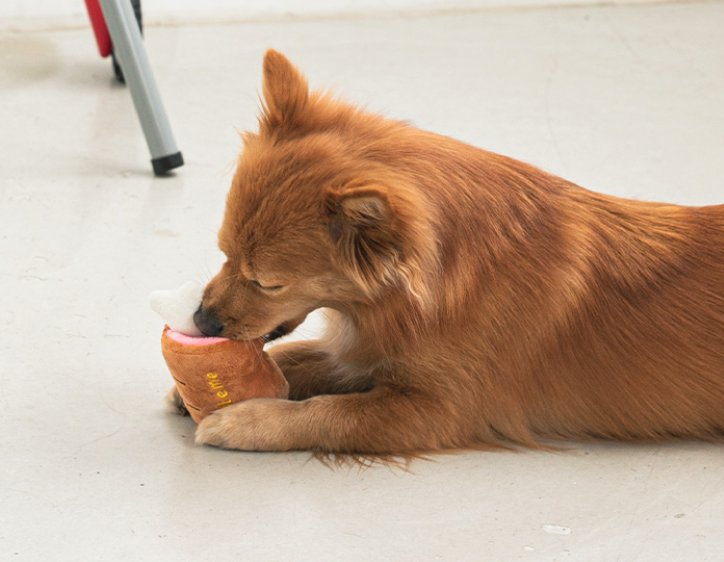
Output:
(193, 305), (225, 337)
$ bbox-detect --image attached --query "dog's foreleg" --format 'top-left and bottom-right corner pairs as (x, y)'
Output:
(194, 387), (463, 453)
(269, 340), (374, 400)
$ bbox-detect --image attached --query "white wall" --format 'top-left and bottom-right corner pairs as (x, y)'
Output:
(1, 0), (662, 26)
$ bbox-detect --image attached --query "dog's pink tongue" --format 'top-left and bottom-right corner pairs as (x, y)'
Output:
(166, 329), (228, 346)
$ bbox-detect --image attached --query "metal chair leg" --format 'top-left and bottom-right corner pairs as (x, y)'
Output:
(99, 0), (184, 175)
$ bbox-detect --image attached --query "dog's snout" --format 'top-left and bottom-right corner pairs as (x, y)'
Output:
(194, 305), (225, 337)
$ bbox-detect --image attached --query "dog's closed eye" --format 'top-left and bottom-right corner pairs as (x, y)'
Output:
(250, 280), (285, 292)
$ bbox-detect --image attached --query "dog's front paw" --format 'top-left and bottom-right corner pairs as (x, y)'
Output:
(194, 406), (241, 449)
(195, 399), (297, 451)
(165, 386), (189, 416)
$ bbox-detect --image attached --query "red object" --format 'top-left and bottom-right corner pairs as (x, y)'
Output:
(84, 0), (112, 58)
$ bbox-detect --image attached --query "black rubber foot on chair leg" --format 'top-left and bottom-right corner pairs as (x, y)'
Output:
(152, 152), (184, 175)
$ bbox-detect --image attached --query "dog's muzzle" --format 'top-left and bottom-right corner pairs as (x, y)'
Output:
(193, 306), (225, 337)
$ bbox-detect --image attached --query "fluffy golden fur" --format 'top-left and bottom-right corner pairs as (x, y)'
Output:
(180, 50), (724, 455)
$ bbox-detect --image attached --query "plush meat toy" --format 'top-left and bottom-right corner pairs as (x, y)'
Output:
(150, 282), (288, 423)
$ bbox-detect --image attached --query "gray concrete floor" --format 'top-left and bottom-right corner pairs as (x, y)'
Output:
(1, 3), (724, 561)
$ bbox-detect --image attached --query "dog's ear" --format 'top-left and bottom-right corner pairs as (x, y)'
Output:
(327, 188), (390, 244)
(260, 49), (310, 132)
(326, 187), (397, 294)
(326, 186), (437, 303)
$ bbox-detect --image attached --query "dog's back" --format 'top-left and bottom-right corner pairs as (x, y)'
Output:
(381, 129), (724, 444)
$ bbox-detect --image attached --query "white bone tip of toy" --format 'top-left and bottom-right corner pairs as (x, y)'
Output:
(150, 281), (205, 337)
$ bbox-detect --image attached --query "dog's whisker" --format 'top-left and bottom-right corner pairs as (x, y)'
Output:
(215, 272), (240, 284)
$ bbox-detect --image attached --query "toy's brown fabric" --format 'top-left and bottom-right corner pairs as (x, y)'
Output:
(160, 326), (289, 423)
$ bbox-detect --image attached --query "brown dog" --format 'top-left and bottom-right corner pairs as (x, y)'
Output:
(182, 50), (724, 455)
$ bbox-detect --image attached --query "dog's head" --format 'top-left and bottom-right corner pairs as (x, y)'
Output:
(195, 50), (438, 341)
